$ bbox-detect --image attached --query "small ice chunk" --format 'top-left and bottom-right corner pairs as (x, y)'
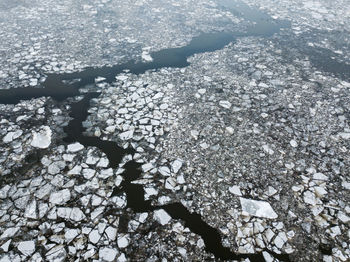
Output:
(46, 245), (67, 261)
(105, 227), (117, 241)
(154, 209), (171, 225)
(158, 166), (171, 177)
(116, 75), (128, 81)
(67, 142), (84, 153)
(159, 103), (168, 110)
(313, 173), (328, 181)
(141, 163), (153, 172)
(198, 88), (206, 94)
(0, 185), (10, 199)
(177, 174), (185, 184)
(225, 127), (234, 135)
(89, 230), (100, 244)
(3, 132), (15, 143)
(178, 247), (187, 257)
(0, 227), (20, 240)
(24, 200), (37, 219)
(49, 189), (71, 205)
(274, 232), (287, 249)
(138, 213), (148, 223)
(17, 241), (35, 256)
(1, 239), (11, 252)
(57, 207), (85, 221)
(337, 212), (350, 223)
(117, 253), (127, 262)
(330, 226), (341, 236)
(95, 77), (106, 83)
(119, 130), (134, 140)
(229, 185), (242, 196)
(190, 130), (199, 140)
(97, 157), (109, 168)
(262, 145), (274, 155)
(262, 251), (274, 262)
(342, 181), (350, 189)
(314, 186), (327, 198)
(267, 186), (278, 196)
(99, 247), (118, 261)
(117, 235), (129, 248)
(144, 187), (158, 197)
(31, 126), (52, 149)
(219, 100), (232, 109)
(68, 165), (82, 175)
(339, 132), (350, 139)
(29, 78), (38, 86)
(141, 51), (153, 62)
(65, 229), (79, 243)
(200, 142), (209, 149)
(303, 191), (317, 205)
(240, 198), (278, 219)
(171, 159), (183, 174)
(290, 139), (298, 147)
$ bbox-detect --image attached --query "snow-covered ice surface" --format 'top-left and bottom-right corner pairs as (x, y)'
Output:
(0, 0), (350, 261)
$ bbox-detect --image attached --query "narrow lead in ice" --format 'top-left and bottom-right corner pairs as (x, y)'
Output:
(240, 198), (278, 219)
(31, 126), (52, 149)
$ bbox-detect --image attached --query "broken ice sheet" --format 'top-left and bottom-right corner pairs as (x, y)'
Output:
(240, 198), (278, 219)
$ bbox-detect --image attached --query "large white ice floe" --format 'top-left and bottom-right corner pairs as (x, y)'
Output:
(31, 126), (52, 148)
(239, 198), (278, 219)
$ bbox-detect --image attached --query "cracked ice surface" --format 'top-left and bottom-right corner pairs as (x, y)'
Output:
(0, 0), (350, 261)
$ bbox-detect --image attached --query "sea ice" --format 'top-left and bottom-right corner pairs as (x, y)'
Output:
(154, 209), (171, 225)
(67, 142), (84, 152)
(219, 100), (232, 109)
(171, 159), (183, 173)
(240, 198), (278, 219)
(31, 126), (52, 148)
(99, 247), (118, 261)
(17, 241), (35, 256)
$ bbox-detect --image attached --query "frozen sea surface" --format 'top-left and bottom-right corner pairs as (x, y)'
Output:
(0, 0), (349, 261)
